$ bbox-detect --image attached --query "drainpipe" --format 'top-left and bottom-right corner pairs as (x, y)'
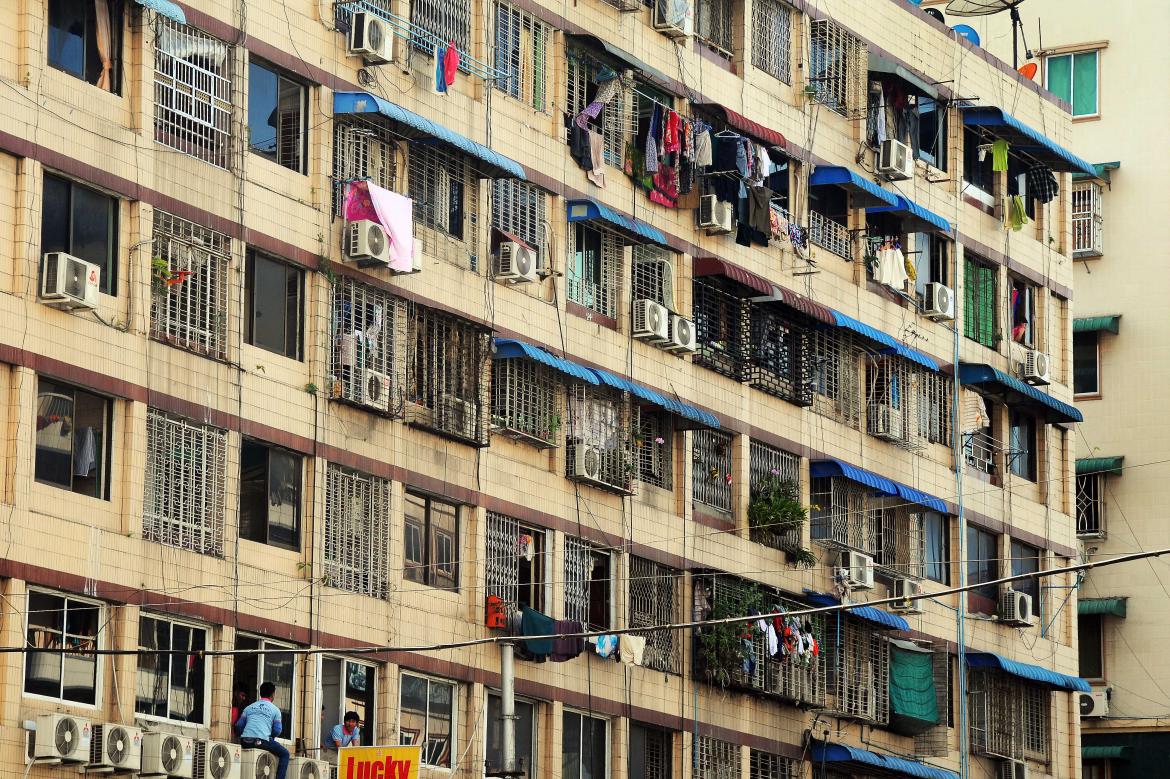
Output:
(500, 642), (519, 777)
(951, 242), (969, 779)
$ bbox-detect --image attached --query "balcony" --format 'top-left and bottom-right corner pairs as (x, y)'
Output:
(808, 210), (851, 258)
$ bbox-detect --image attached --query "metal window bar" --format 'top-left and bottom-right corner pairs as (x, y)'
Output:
(968, 671), (1050, 761)
(695, 0), (734, 55)
(808, 18), (866, 117)
(323, 464), (392, 599)
(695, 736), (739, 779)
(808, 210), (851, 258)
(632, 245), (676, 310)
(635, 408), (673, 490)
(1071, 181), (1103, 256)
(143, 409), (227, 557)
(748, 440), (801, 552)
(484, 511), (547, 614)
(913, 645), (952, 757)
(568, 225), (624, 319)
(746, 304), (812, 406)
(405, 301), (492, 445)
(692, 279), (747, 380)
(564, 536), (608, 627)
(493, 2), (550, 111)
(812, 329), (860, 428)
(491, 178), (548, 266)
(749, 750), (797, 779)
(152, 18), (232, 169)
(409, 145), (482, 270)
(916, 371), (953, 447)
(565, 49), (634, 167)
(751, 0), (792, 84)
(866, 356), (918, 450)
(869, 505), (924, 578)
(963, 429), (999, 475)
(333, 120), (400, 217)
(827, 619), (889, 724)
(628, 556), (681, 674)
(150, 210), (230, 359)
(491, 358), (561, 448)
(565, 383), (635, 493)
(810, 476), (868, 552)
(409, 0), (470, 64)
(1021, 683), (1051, 763)
(692, 429), (733, 512)
(1076, 473), (1105, 536)
(329, 276), (405, 416)
(639, 727), (671, 779)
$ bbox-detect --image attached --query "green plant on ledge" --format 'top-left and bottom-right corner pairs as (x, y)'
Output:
(748, 477), (817, 568)
(696, 583), (764, 688)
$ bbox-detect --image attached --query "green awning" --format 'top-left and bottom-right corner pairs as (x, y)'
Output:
(1074, 315), (1121, 335)
(1074, 161), (1121, 184)
(1079, 597), (1127, 618)
(1077, 456), (1124, 476)
(888, 641), (939, 735)
(1082, 745), (1132, 760)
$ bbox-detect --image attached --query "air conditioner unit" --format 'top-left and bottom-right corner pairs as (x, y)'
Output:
(240, 748), (281, 779)
(289, 757), (332, 779)
(348, 11), (396, 65)
(697, 194), (720, 228)
(570, 441), (605, 486)
(923, 282), (955, 321)
(141, 732), (195, 778)
(1079, 689), (1110, 718)
(838, 550), (875, 590)
(668, 314), (697, 353)
(1022, 349), (1050, 385)
(345, 219), (391, 267)
(33, 713), (92, 763)
(90, 723), (143, 772)
(361, 369), (392, 412)
(709, 201), (734, 234)
(878, 138), (914, 181)
(438, 394), (479, 439)
(998, 759), (1028, 779)
(999, 588), (1034, 627)
(41, 252), (100, 310)
(867, 403), (904, 441)
(652, 0), (694, 38)
(890, 578), (924, 614)
(495, 241), (538, 283)
(633, 299), (671, 343)
(194, 740), (241, 779)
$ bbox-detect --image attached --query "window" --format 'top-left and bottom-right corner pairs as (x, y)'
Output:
(695, 736), (738, 779)
(1046, 50), (1098, 117)
(233, 636), (296, 740)
(136, 616), (207, 723)
(153, 19), (232, 168)
(409, 147), (479, 268)
(492, 179), (549, 268)
(487, 694), (536, 777)
(404, 492), (459, 589)
(333, 121), (398, 216)
(812, 329), (861, 428)
(41, 172), (118, 295)
(966, 527), (999, 614)
(568, 223), (623, 319)
(916, 99), (948, 170)
(827, 618), (889, 723)
(692, 429), (733, 513)
(1006, 153), (1037, 221)
(143, 409), (228, 556)
(492, 357), (561, 448)
(562, 711), (608, 779)
(48, 0), (122, 91)
(1009, 278), (1037, 347)
(629, 724), (671, 779)
(692, 278), (746, 380)
(330, 277), (401, 413)
(866, 358), (913, 445)
(628, 556), (680, 674)
(151, 210), (231, 358)
(319, 658), (377, 752)
(1074, 331), (1100, 396)
(247, 59), (307, 173)
(963, 256), (997, 348)
(324, 464), (391, 598)
(493, 3), (549, 111)
(1008, 410), (1037, 481)
(923, 512), (950, 584)
(239, 440), (301, 550)
(1078, 614), (1104, 679)
(808, 19), (866, 117)
(748, 441), (801, 551)
(485, 512), (546, 613)
(565, 49), (633, 168)
(400, 673), (455, 767)
(1010, 540), (1041, 601)
(1077, 473), (1106, 536)
(564, 537), (612, 631)
(748, 303), (812, 405)
(913, 233), (950, 299)
(406, 303), (492, 444)
(634, 408), (673, 490)
(35, 378), (111, 499)
(752, 0), (792, 83)
(961, 128), (995, 202)
(969, 671), (1051, 762)
(695, 0), (734, 54)
(1072, 181), (1104, 257)
(808, 184), (850, 258)
(750, 750), (798, 779)
(916, 371), (953, 447)
(632, 244), (675, 309)
(24, 590), (99, 703)
(566, 384), (633, 493)
(245, 250), (303, 359)
(409, 0), (471, 59)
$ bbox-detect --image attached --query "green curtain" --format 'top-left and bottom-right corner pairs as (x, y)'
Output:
(1072, 52), (1098, 117)
(888, 644), (940, 735)
(1046, 55), (1072, 103)
(963, 258), (976, 342)
(963, 258), (996, 347)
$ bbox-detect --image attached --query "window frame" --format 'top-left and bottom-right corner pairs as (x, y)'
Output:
(135, 614), (210, 725)
(486, 692), (538, 778)
(404, 491), (461, 590)
(966, 526), (999, 614)
(239, 438), (303, 551)
(323, 463), (393, 599)
(1045, 49), (1099, 119)
(317, 655), (378, 754)
(150, 209), (232, 359)
(34, 376), (113, 500)
(561, 709), (609, 779)
(628, 722), (672, 779)
(922, 511), (950, 585)
(1008, 410), (1038, 482)
(1077, 613), (1105, 681)
(962, 255), (997, 348)
(47, 0), (124, 93)
(41, 171), (119, 295)
(751, 0), (792, 84)
(246, 57), (309, 174)
(399, 671), (458, 768)
(564, 536), (614, 631)
(23, 588), (102, 706)
(1009, 539), (1041, 602)
(485, 512), (548, 614)
(493, 2), (549, 112)
(1009, 276), (1038, 348)
(244, 249), (304, 360)
(153, 18), (232, 168)
(1076, 472), (1106, 537)
(233, 635), (299, 745)
(1073, 330), (1101, 398)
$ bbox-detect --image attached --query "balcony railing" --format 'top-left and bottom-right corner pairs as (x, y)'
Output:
(808, 211), (851, 258)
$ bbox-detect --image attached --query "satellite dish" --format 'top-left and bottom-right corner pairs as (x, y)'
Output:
(1018, 62), (1038, 79)
(924, 7), (945, 22)
(953, 24), (981, 46)
(945, 0), (1022, 16)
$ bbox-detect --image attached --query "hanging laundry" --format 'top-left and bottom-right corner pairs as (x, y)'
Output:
(595, 634), (618, 658)
(694, 129), (713, 167)
(740, 638), (755, 674)
(644, 104), (662, 174)
(748, 186), (772, 235)
(650, 165), (678, 208)
(1006, 194), (1028, 231)
(961, 389), (990, 433)
(520, 607), (555, 658)
(875, 242), (909, 290)
(570, 125), (593, 172)
(551, 620), (584, 662)
(443, 42), (460, 87)
(619, 634), (646, 666)
(517, 534), (535, 561)
(586, 129), (607, 188)
(1026, 164), (1059, 203)
(765, 622), (780, 658)
(663, 111), (681, 153)
(574, 71), (623, 130)
(433, 44), (446, 93)
(343, 180), (414, 273)
(991, 138), (1010, 172)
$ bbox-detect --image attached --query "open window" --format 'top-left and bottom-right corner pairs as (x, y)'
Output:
(318, 657), (377, 758)
(239, 439), (302, 550)
(232, 635), (296, 741)
(41, 172), (119, 295)
(136, 615), (207, 724)
(564, 537), (612, 631)
(48, 0), (124, 92)
(35, 377), (112, 500)
(247, 58), (308, 173)
(399, 672), (456, 767)
(485, 512), (547, 613)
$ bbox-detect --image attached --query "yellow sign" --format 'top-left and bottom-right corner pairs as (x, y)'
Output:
(338, 745), (423, 779)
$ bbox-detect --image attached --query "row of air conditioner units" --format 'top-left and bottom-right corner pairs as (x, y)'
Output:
(632, 300), (696, 353)
(32, 713), (330, 779)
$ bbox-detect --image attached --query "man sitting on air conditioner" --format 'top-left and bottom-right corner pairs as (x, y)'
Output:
(236, 681), (290, 779)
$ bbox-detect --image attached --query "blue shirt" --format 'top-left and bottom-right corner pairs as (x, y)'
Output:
(329, 724), (361, 747)
(236, 699), (282, 740)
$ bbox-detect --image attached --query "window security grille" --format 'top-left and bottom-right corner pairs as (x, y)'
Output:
(143, 409), (227, 556)
(564, 536), (610, 628)
(632, 245), (676, 310)
(963, 258), (997, 348)
(151, 210), (230, 359)
(808, 19), (866, 117)
(153, 18), (232, 169)
(409, 145), (481, 270)
(1071, 181), (1103, 257)
(566, 383), (635, 493)
(568, 225), (624, 321)
(827, 619), (889, 724)
(494, 2), (550, 112)
(323, 464), (392, 598)
(636, 726), (672, 779)
(695, 736), (739, 779)
(634, 408), (673, 490)
(1076, 473), (1105, 536)
(746, 304), (812, 406)
(968, 671), (1051, 762)
(329, 276), (405, 415)
(913, 646), (952, 757)
(810, 477), (924, 576)
(485, 512), (545, 613)
(406, 302), (492, 445)
(491, 358), (561, 447)
(692, 429), (733, 512)
(749, 750), (798, 779)
(751, 0), (792, 84)
(808, 210), (851, 258)
(566, 49), (634, 168)
(693, 279), (747, 380)
(811, 329), (860, 428)
(866, 357), (918, 450)
(410, 0), (471, 61)
(695, 0), (734, 55)
(333, 121), (399, 217)
(748, 440), (800, 551)
(492, 179), (548, 266)
(628, 556), (680, 674)
(916, 371), (953, 447)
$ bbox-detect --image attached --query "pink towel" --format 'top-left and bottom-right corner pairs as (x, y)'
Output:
(443, 42), (460, 87)
(343, 181), (415, 272)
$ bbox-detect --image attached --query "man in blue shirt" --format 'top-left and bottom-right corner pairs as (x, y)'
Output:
(235, 682), (289, 779)
(329, 711), (362, 749)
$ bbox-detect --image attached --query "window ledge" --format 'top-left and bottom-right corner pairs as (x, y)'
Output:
(1074, 393), (1102, 401)
(566, 301), (618, 330)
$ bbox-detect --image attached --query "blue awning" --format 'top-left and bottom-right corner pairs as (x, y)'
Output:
(958, 363), (1083, 424)
(333, 91), (525, 180)
(966, 652), (1091, 693)
(804, 591), (910, 632)
(866, 195), (952, 235)
(566, 199), (669, 248)
(810, 459), (949, 513)
(809, 166), (900, 209)
(809, 742), (958, 779)
(493, 339), (598, 385)
(135, 0), (186, 23)
(962, 107), (1097, 178)
(828, 310), (939, 371)
(589, 368), (719, 429)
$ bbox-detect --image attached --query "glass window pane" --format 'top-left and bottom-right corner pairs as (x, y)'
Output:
(35, 379), (75, 490)
(249, 254), (292, 356)
(404, 493), (427, 583)
(430, 500), (457, 589)
(1078, 614), (1103, 678)
(71, 388), (106, 498)
(487, 695), (534, 777)
(427, 680), (453, 767)
(1046, 55), (1071, 103)
(1011, 540), (1040, 601)
(170, 624), (206, 723)
(135, 616), (168, 717)
(1074, 332), (1099, 395)
(41, 174), (71, 256)
(284, 266), (302, 359)
(399, 674), (429, 747)
(1072, 52), (1098, 116)
(71, 183), (115, 293)
(562, 712), (582, 779)
(344, 661), (375, 738)
(276, 76), (305, 172)
(248, 61), (280, 161)
(262, 645), (295, 736)
(267, 447), (301, 549)
(239, 440), (268, 544)
(48, 0), (87, 78)
(924, 512), (949, 584)
(588, 717), (607, 779)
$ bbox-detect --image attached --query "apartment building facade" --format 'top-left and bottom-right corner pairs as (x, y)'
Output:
(0, 1), (1091, 779)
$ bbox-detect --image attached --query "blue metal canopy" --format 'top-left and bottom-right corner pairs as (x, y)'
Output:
(809, 166), (900, 209)
(589, 368), (718, 428)
(809, 742), (959, 779)
(566, 199), (669, 248)
(958, 363), (1083, 424)
(803, 591), (910, 632)
(493, 339), (598, 385)
(810, 459), (949, 514)
(828, 310), (939, 371)
(966, 652), (1091, 693)
(333, 91), (526, 180)
(135, 0), (186, 23)
(866, 195), (952, 235)
(962, 107), (1097, 178)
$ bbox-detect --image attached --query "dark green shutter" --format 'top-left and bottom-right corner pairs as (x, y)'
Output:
(963, 258), (977, 341)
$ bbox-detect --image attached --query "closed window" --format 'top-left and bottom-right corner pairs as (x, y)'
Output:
(963, 256), (996, 348)
(245, 250), (303, 359)
(324, 465), (392, 598)
(1074, 331), (1099, 396)
(923, 511), (950, 584)
(48, 0), (123, 92)
(318, 657), (377, 751)
(41, 172), (118, 295)
(1076, 472), (1106, 536)
(404, 492), (459, 589)
(24, 590), (100, 704)
(1010, 540), (1040, 601)
(1046, 50), (1098, 118)
(1078, 614), (1103, 680)
(629, 723), (672, 779)
(695, 0), (734, 54)
(153, 19), (232, 168)
(562, 710), (608, 779)
(808, 19), (866, 116)
(143, 409), (228, 557)
(399, 673), (455, 767)
(136, 616), (207, 723)
(493, 3), (549, 111)
(1009, 410), (1037, 481)
(247, 59), (307, 173)
(751, 0), (792, 83)
(232, 635), (296, 740)
(35, 378), (111, 499)
(487, 693), (536, 777)
(239, 439), (302, 550)
(966, 527), (998, 614)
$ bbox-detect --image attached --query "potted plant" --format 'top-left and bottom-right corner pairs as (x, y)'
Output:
(696, 583), (763, 688)
(748, 477), (816, 567)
